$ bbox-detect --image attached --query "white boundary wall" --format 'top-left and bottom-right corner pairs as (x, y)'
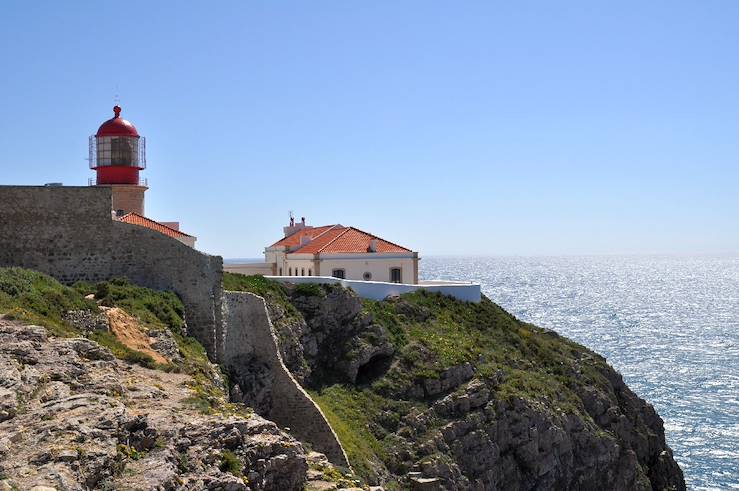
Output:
(265, 276), (481, 303)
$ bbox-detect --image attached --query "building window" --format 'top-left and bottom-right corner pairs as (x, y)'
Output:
(301, 268), (305, 276)
(289, 268), (292, 276)
(279, 267), (282, 276)
(390, 267), (402, 283)
(308, 269), (312, 276)
(332, 269), (346, 279)
(363, 272), (372, 281)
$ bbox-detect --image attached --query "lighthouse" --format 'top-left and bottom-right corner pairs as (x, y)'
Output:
(89, 105), (148, 215)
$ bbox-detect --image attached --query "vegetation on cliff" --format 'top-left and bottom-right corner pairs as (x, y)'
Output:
(313, 292), (606, 481)
(0, 313), (307, 490)
(0, 267), (226, 414)
(0, 268), (353, 491)
(230, 274), (685, 490)
(0, 266), (96, 337)
(1, 268), (685, 489)
(223, 271), (303, 323)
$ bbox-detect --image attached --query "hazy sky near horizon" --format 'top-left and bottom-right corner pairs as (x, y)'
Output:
(1, 1), (737, 257)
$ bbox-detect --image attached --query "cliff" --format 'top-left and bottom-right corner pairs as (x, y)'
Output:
(0, 267), (686, 490)
(228, 275), (685, 490)
(0, 269), (354, 491)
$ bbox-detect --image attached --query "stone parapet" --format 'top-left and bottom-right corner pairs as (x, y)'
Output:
(221, 291), (350, 468)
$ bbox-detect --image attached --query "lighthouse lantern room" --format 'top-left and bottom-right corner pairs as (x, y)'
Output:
(89, 105), (148, 215)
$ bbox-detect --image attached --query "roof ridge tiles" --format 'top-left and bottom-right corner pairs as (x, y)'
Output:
(312, 226), (352, 253)
(310, 224), (343, 241)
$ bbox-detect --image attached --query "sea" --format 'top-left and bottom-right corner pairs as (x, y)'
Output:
(420, 254), (739, 490)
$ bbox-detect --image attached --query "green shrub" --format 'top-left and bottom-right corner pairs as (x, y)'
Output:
(117, 444), (145, 461)
(177, 451), (190, 472)
(223, 273), (280, 297)
(95, 282), (110, 299)
(219, 450), (242, 476)
(294, 282), (325, 297)
(223, 273), (302, 323)
(75, 277), (185, 334)
(87, 331), (158, 369)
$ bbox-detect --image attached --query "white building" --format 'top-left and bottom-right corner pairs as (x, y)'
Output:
(232, 217), (420, 284)
(224, 217), (483, 302)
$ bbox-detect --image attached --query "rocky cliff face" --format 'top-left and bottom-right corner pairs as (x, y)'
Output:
(261, 283), (395, 387)
(0, 318), (307, 491)
(260, 284), (685, 491)
(0, 269), (366, 491)
(1, 268), (686, 490)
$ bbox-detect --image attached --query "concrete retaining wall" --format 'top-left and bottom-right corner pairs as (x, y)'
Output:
(221, 291), (349, 468)
(266, 275), (482, 303)
(0, 186), (224, 359)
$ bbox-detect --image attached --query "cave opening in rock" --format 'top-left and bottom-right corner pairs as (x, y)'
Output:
(355, 353), (394, 385)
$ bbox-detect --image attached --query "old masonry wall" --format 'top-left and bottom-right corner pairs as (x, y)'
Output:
(0, 186), (224, 358)
(0, 185), (348, 466)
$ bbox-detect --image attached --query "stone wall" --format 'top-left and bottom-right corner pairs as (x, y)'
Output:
(110, 184), (147, 215)
(0, 186), (224, 358)
(0, 185), (350, 466)
(221, 291), (349, 468)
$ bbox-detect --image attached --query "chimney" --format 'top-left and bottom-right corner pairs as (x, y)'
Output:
(283, 213), (310, 237)
(369, 239), (378, 252)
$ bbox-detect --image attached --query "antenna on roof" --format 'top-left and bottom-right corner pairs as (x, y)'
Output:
(289, 210), (294, 227)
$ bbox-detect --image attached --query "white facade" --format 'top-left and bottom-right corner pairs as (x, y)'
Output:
(313, 254), (417, 283)
(262, 249), (419, 284)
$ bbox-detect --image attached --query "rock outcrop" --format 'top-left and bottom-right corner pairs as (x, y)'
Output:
(0, 318), (307, 491)
(263, 284), (395, 387)
(261, 285), (686, 491)
(390, 373), (684, 490)
(1, 266), (686, 490)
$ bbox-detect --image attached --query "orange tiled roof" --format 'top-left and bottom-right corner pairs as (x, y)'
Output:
(269, 225), (340, 248)
(277, 225), (412, 254)
(292, 226), (348, 253)
(119, 213), (194, 240)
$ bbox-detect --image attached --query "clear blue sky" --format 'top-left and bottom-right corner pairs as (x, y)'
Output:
(1, 1), (737, 257)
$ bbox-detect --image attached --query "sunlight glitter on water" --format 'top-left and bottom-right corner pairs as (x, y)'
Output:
(420, 254), (739, 490)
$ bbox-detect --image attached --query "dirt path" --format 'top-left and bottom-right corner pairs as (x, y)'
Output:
(105, 307), (169, 364)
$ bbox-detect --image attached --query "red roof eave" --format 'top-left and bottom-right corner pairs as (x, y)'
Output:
(119, 212), (194, 240)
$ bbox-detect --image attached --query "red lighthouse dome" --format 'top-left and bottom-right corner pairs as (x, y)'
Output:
(89, 105), (146, 186)
(96, 105), (139, 137)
